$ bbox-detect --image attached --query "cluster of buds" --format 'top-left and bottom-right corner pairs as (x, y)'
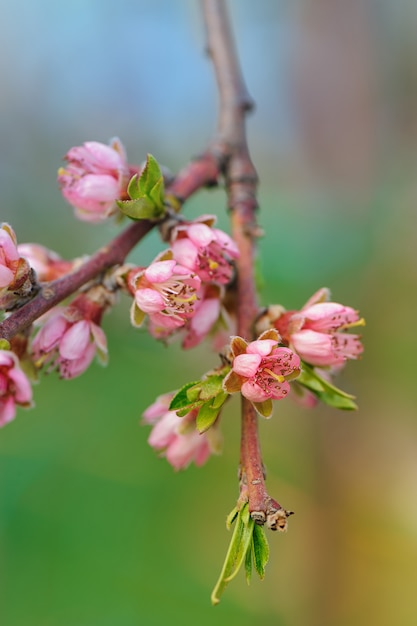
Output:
(31, 286), (112, 380)
(143, 392), (222, 470)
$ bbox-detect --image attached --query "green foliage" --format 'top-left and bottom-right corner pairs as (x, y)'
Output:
(117, 154), (166, 220)
(297, 362), (358, 410)
(211, 503), (270, 605)
(169, 367), (230, 432)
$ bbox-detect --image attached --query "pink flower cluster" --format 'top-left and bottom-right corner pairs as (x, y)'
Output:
(223, 329), (300, 417)
(271, 288), (364, 367)
(128, 216), (238, 347)
(0, 350), (32, 427)
(31, 292), (108, 379)
(58, 138), (130, 223)
(143, 392), (220, 470)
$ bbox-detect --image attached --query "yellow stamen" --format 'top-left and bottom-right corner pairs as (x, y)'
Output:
(264, 368), (285, 383)
(339, 317), (366, 331)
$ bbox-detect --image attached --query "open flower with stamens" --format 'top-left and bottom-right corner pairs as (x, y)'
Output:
(223, 329), (300, 418)
(143, 392), (221, 470)
(270, 288), (364, 367)
(0, 350), (33, 427)
(58, 138), (130, 223)
(128, 250), (201, 335)
(170, 215), (239, 285)
(31, 288), (111, 379)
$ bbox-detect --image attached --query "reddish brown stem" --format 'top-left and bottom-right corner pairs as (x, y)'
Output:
(203, 0), (278, 521)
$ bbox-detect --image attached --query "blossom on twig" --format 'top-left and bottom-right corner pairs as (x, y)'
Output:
(269, 288), (364, 367)
(170, 215), (239, 286)
(58, 138), (130, 223)
(127, 250), (201, 335)
(31, 288), (111, 379)
(0, 350), (33, 427)
(223, 329), (300, 418)
(143, 392), (221, 470)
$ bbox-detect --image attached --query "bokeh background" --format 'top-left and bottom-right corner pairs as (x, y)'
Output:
(1, 1), (416, 624)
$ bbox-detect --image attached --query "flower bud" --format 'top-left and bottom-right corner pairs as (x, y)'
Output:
(58, 138), (129, 223)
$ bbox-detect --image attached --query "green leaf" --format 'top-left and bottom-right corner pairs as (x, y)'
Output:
(196, 402), (220, 433)
(169, 382), (201, 411)
(210, 390), (228, 410)
(226, 506), (239, 529)
(198, 374), (225, 400)
(117, 154), (166, 220)
(211, 503), (255, 605)
(139, 154), (164, 197)
(0, 339), (11, 350)
(299, 363), (358, 410)
(245, 539), (253, 584)
(316, 389), (358, 410)
(126, 173), (141, 199)
(175, 402), (203, 417)
(252, 524), (269, 579)
(300, 363), (356, 399)
(116, 197), (158, 220)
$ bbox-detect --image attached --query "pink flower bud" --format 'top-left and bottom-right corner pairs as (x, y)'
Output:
(58, 138), (129, 223)
(0, 223), (21, 291)
(171, 215), (239, 285)
(0, 350), (33, 427)
(143, 393), (216, 470)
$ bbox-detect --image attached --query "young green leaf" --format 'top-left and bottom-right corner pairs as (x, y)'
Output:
(169, 381), (201, 410)
(196, 402), (220, 433)
(211, 503), (255, 605)
(252, 524), (269, 579)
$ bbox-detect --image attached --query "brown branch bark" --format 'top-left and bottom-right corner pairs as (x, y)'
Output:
(202, 0), (278, 522)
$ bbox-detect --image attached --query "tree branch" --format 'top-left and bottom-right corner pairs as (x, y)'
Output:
(202, 0), (275, 521)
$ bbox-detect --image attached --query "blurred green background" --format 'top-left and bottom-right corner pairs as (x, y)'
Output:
(1, 1), (417, 624)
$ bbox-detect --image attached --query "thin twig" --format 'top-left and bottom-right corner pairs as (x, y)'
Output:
(202, 0), (274, 520)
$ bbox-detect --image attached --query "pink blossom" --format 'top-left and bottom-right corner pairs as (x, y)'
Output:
(128, 251), (201, 335)
(182, 284), (222, 349)
(31, 297), (108, 379)
(273, 288), (364, 367)
(0, 223), (28, 293)
(171, 215), (239, 285)
(223, 330), (300, 417)
(0, 350), (33, 427)
(17, 243), (74, 282)
(143, 393), (216, 470)
(58, 138), (129, 223)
